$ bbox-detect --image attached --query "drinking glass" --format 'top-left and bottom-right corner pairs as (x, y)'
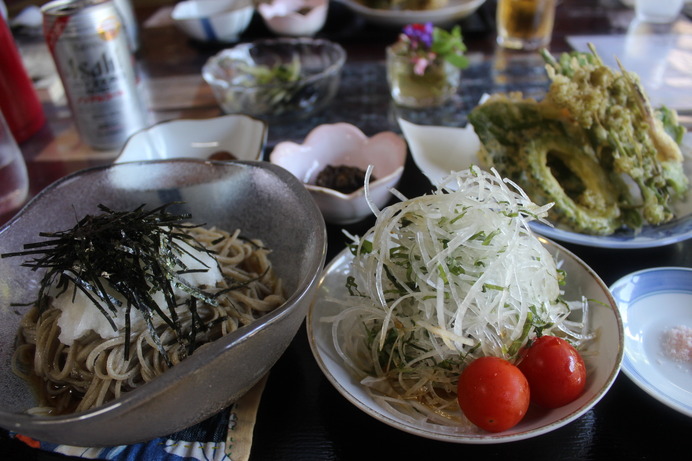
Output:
(0, 110), (29, 216)
(496, 0), (557, 51)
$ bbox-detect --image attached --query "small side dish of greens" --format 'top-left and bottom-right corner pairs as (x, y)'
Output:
(219, 54), (319, 117)
(240, 55), (302, 85)
(203, 39), (345, 121)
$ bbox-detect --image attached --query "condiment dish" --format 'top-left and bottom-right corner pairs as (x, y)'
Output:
(610, 267), (692, 417)
(0, 159), (326, 446)
(115, 114), (268, 163)
(269, 123), (406, 224)
(171, 0), (254, 43)
(258, 0), (329, 37)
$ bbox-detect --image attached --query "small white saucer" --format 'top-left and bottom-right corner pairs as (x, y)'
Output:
(610, 267), (692, 416)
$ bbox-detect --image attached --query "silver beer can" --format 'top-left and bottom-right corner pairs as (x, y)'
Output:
(42, 0), (146, 150)
(112, 0), (138, 52)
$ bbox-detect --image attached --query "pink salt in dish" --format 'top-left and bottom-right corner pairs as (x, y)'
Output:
(610, 266), (692, 417)
(662, 325), (692, 363)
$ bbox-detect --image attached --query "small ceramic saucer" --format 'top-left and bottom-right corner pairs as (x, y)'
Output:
(610, 267), (692, 416)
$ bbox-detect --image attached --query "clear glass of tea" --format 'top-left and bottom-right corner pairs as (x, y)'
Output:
(496, 0), (557, 51)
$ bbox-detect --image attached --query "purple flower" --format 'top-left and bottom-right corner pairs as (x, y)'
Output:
(403, 22), (434, 50)
(392, 22), (468, 75)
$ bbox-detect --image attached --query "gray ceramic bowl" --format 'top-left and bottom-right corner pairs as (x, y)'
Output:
(0, 159), (326, 446)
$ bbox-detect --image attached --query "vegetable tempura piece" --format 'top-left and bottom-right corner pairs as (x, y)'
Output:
(469, 93), (622, 235)
(542, 46), (687, 226)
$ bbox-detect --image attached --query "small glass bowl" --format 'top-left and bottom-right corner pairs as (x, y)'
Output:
(202, 38), (346, 122)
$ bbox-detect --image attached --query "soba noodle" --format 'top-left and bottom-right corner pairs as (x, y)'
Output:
(12, 226), (285, 415)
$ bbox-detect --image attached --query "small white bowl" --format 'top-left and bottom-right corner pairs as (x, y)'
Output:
(171, 0), (254, 43)
(116, 114), (267, 163)
(269, 123), (406, 225)
(258, 0), (329, 37)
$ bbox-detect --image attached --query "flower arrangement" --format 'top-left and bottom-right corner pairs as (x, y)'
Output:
(386, 23), (469, 108)
(391, 22), (469, 75)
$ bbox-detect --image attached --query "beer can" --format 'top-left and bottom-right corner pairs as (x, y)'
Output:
(112, 0), (139, 52)
(42, 0), (146, 150)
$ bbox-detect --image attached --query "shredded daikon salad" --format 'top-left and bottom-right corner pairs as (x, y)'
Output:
(324, 167), (593, 426)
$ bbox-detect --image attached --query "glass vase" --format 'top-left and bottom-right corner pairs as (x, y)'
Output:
(386, 46), (461, 108)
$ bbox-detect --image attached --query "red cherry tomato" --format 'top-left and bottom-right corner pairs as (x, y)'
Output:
(457, 356), (530, 433)
(518, 335), (586, 409)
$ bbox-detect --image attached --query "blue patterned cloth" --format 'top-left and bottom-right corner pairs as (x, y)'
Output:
(9, 370), (267, 460)
(12, 406), (238, 461)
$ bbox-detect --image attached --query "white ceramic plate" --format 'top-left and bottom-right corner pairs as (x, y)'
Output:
(399, 118), (692, 249)
(335, 0), (487, 27)
(115, 115), (267, 163)
(307, 239), (623, 443)
(610, 267), (692, 417)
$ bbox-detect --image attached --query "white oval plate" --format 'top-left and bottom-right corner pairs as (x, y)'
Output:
(399, 118), (692, 249)
(307, 239), (623, 443)
(116, 115), (268, 163)
(335, 0), (487, 27)
(610, 267), (692, 417)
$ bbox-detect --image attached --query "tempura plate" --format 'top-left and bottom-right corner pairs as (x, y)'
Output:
(400, 119), (692, 249)
(307, 239), (624, 444)
(335, 0), (486, 27)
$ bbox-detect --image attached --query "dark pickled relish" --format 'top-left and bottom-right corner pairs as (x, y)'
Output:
(315, 165), (375, 194)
